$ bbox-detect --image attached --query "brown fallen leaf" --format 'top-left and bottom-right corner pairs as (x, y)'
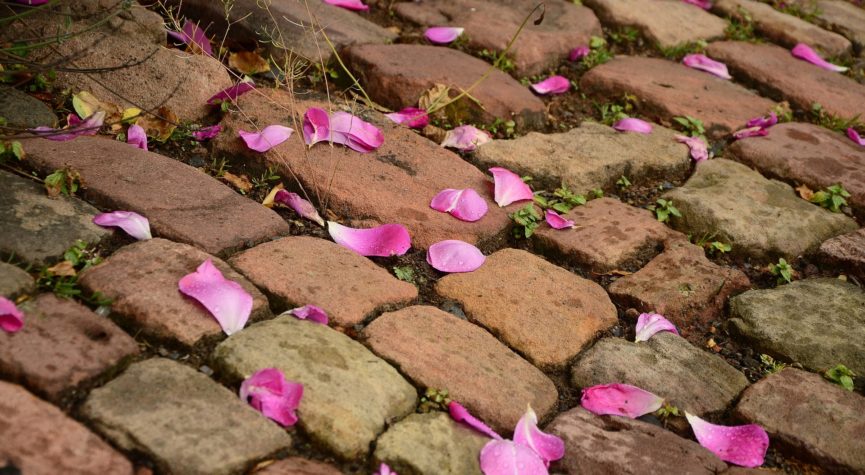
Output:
(221, 171), (252, 193)
(795, 184), (814, 200)
(262, 183), (285, 208)
(46, 260), (77, 277)
(417, 83), (451, 115)
(134, 106), (178, 142)
(228, 51), (271, 75)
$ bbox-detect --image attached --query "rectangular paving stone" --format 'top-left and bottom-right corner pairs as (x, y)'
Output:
(22, 136), (290, 257)
(82, 358), (291, 475)
(706, 41), (865, 122)
(255, 457), (342, 475)
(0, 262), (34, 299)
(819, 227), (865, 281)
(580, 56), (777, 139)
(803, 0), (865, 53)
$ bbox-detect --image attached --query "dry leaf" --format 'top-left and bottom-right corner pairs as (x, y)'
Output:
(135, 106), (178, 142)
(222, 171), (252, 193)
(72, 91), (122, 123)
(795, 184), (814, 200)
(417, 83), (451, 114)
(262, 183), (285, 208)
(46, 260), (77, 277)
(228, 51), (271, 75)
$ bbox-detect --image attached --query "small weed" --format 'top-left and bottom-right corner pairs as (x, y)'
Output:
(609, 27), (640, 46)
(771, 102), (794, 123)
(478, 49), (516, 73)
(510, 204), (542, 238)
(672, 116), (706, 137)
(649, 198), (681, 223)
(581, 36), (613, 69)
(591, 188), (604, 199)
(393, 266), (415, 283)
(595, 93), (638, 126)
(810, 184), (850, 213)
(44, 167), (82, 197)
(656, 402), (680, 421)
(725, 7), (758, 42)
(535, 183), (587, 213)
(770, 0), (821, 22)
(659, 40), (707, 61)
(616, 176), (631, 188)
(209, 156), (231, 178)
(0, 140), (24, 163)
(824, 364), (856, 391)
(251, 167), (281, 190)
(36, 240), (111, 306)
(810, 103), (862, 131)
(418, 388), (451, 413)
(707, 241), (732, 255)
(760, 354), (787, 375)
(768, 258), (794, 284)
(484, 117), (517, 138)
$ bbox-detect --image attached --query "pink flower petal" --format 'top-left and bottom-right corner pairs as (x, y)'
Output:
(682, 0), (712, 8)
(327, 221), (411, 257)
(674, 135), (709, 162)
(581, 383), (664, 418)
(288, 304), (329, 325)
(126, 124), (148, 151)
(544, 210), (574, 229)
(513, 406), (565, 465)
(634, 313), (680, 342)
(489, 167), (533, 207)
(430, 188), (489, 222)
(791, 43), (848, 72)
(375, 463), (396, 475)
(847, 128), (865, 146)
(530, 75), (571, 95)
(239, 368), (303, 427)
(93, 211), (152, 240)
(424, 26), (464, 44)
(426, 240), (485, 273)
(323, 0), (369, 11)
(479, 439), (548, 475)
(613, 118), (653, 134)
(31, 111), (105, 141)
(732, 126), (769, 140)
(329, 111), (384, 153)
(685, 412), (769, 468)
(303, 107), (331, 146)
(178, 259), (253, 335)
(682, 54), (731, 79)
(441, 125), (491, 152)
(746, 112), (778, 129)
(274, 190), (324, 226)
(207, 81), (256, 105)
(385, 107), (430, 129)
(192, 125), (222, 141)
(238, 125), (294, 152)
(568, 45), (590, 61)
(448, 401), (502, 440)
(0, 297), (24, 334)
(168, 20), (213, 55)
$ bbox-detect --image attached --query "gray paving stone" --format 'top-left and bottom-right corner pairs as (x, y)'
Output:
(0, 85), (56, 128)
(585, 0), (727, 48)
(0, 262), (34, 299)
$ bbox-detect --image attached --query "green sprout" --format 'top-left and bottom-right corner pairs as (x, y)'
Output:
(824, 364), (856, 391)
(810, 184), (850, 213)
(768, 258), (794, 284)
(649, 198), (681, 223)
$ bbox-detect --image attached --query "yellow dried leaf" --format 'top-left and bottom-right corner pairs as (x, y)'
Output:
(222, 171), (252, 193)
(72, 91), (121, 121)
(262, 183), (285, 208)
(135, 106), (178, 142)
(121, 107), (142, 123)
(417, 83), (451, 113)
(795, 184), (814, 200)
(228, 51), (271, 75)
(46, 260), (77, 277)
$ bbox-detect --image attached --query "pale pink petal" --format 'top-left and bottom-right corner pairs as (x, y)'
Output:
(303, 107), (331, 146)
(31, 111), (105, 141)
(329, 111), (384, 153)
(531, 75), (571, 95)
(274, 190), (324, 226)
(847, 128), (865, 146)
(745, 112), (778, 129)
(424, 27), (464, 44)
(238, 125), (294, 152)
(324, 0), (369, 11)
(178, 259), (253, 335)
(613, 118), (653, 134)
(791, 43), (848, 72)
(732, 126), (769, 140)
(674, 135), (709, 162)
(239, 368), (303, 427)
(427, 240), (485, 273)
(448, 401), (502, 440)
(375, 463), (396, 475)
(430, 188), (488, 222)
(581, 383), (664, 418)
(441, 125), (491, 152)
(385, 107), (430, 129)
(682, 54), (731, 79)
(93, 211), (152, 240)
(634, 313), (679, 342)
(513, 406), (565, 465)
(489, 167), (533, 207)
(126, 124), (148, 151)
(544, 210), (574, 229)
(327, 221), (411, 257)
(568, 45), (590, 61)
(288, 304), (329, 325)
(0, 297), (24, 334)
(685, 412), (769, 468)
(207, 81), (256, 104)
(479, 439), (548, 475)
(682, 0), (712, 8)
(192, 125), (222, 141)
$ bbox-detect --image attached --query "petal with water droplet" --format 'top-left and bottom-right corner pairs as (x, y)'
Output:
(239, 368), (303, 426)
(685, 412), (769, 467)
(178, 259), (253, 335)
(448, 401), (502, 439)
(489, 167), (533, 207)
(427, 240), (485, 273)
(581, 383), (664, 418)
(513, 406), (565, 465)
(634, 313), (679, 342)
(93, 210), (152, 240)
(327, 221), (411, 257)
(479, 439), (548, 475)
(430, 188), (489, 222)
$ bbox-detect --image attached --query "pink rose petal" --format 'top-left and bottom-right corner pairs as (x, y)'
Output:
(168, 20), (213, 56)
(126, 124), (148, 151)
(685, 412), (769, 468)
(479, 439), (548, 475)
(544, 210), (574, 229)
(178, 259), (253, 335)
(441, 125), (491, 152)
(329, 111), (384, 153)
(192, 125), (222, 141)
(303, 107), (331, 146)
(682, 0), (712, 8)
(430, 188), (489, 222)
(31, 111), (105, 141)
(288, 304), (329, 325)
(424, 26), (464, 45)
(426, 240), (485, 273)
(0, 297), (24, 334)
(323, 0), (369, 11)
(634, 313), (680, 342)
(530, 75), (571, 95)
(513, 406), (565, 466)
(569, 45), (590, 61)
(489, 167), (533, 207)
(613, 118), (653, 134)
(385, 107), (430, 129)
(732, 126), (769, 140)
(448, 401), (502, 440)
(274, 190), (324, 226)
(745, 112), (778, 129)
(791, 43), (848, 72)
(239, 368), (303, 427)
(238, 125), (294, 152)
(93, 211), (152, 240)
(682, 54), (731, 79)
(207, 81), (256, 105)
(847, 128), (865, 146)
(375, 463), (396, 475)
(674, 135), (709, 162)
(327, 221), (411, 257)
(581, 383), (664, 418)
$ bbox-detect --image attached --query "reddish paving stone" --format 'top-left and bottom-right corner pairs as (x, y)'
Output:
(363, 305), (559, 434)
(215, 91), (511, 250)
(803, 0), (865, 53)
(78, 238), (271, 347)
(714, 0), (851, 56)
(343, 44), (546, 129)
(734, 368), (865, 472)
(230, 236), (417, 328)
(608, 240), (751, 328)
(707, 41), (865, 121)
(394, 0), (602, 76)
(580, 56), (776, 139)
(435, 249), (617, 369)
(819, 228), (865, 281)
(0, 294), (138, 402)
(0, 262), (34, 299)
(584, 0), (727, 48)
(535, 198), (684, 273)
(547, 407), (727, 474)
(256, 457), (342, 475)
(0, 381), (133, 475)
(22, 137), (289, 257)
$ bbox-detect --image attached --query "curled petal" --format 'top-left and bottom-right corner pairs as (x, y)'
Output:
(192, 125), (222, 141)
(682, 0), (712, 8)
(682, 54), (731, 79)
(448, 401), (502, 440)
(178, 259), (253, 335)
(613, 118), (653, 134)
(430, 188), (488, 222)
(274, 190), (324, 226)
(385, 107), (430, 129)
(581, 383), (664, 419)
(544, 210), (574, 229)
(303, 107), (331, 146)
(674, 135), (709, 162)
(0, 297), (24, 334)
(427, 240), (485, 273)
(324, 0), (369, 11)
(479, 439), (548, 475)
(685, 412), (769, 468)
(93, 211), (152, 240)
(732, 126), (769, 140)
(745, 112), (778, 129)
(31, 111), (105, 141)
(168, 20), (213, 56)
(514, 406), (565, 465)
(791, 43), (848, 72)
(126, 124), (148, 151)
(288, 305), (329, 325)
(207, 81), (256, 105)
(239, 125), (294, 152)
(441, 125), (491, 152)
(489, 167), (533, 207)
(634, 313), (679, 342)
(239, 368), (303, 427)
(329, 111), (384, 153)
(531, 75), (571, 95)
(568, 45), (590, 61)
(327, 221), (411, 257)
(847, 128), (865, 146)
(424, 27), (464, 45)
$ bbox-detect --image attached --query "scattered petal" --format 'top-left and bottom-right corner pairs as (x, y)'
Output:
(441, 125), (491, 152)
(531, 75), (570, 95)
(682, 0), (712, 8)
(745, 112), (778, 129)
(685, 412), (769, 468)
(544, 210), (574, 229)
(613, 118), (653, 134)
(31, 111), (105, 141)
(239, 125), (294, 152)
(426, 240), (485, 273)
(375, 463), (396, 475)
(385, 107), (430, 129)
(274, 190), (324, 226)
(490, 167), (533, 207)
(568, 45), (590, 62)
(847, 128), (865, 146)
(479, 439), (548, 475)
(791, 43), (848, 72)
(303, 107), (331, 146)
(424, 26), (464, 44)
(732, 126), (769, 140)
(126, 124), (148, 151)
(93, 211), (152, 240)
(430, 188), (489, 222)
(581, 383), (664, 418)
(181, 20), (213, 56)
(239, 368), (303, 427)
(513, 406), (565, 465)
(323, 0), (369, 11)
(327, 221), (411, 257)
(674, 135), (709, 162)
(178, 259), (253, 335)
(329, 111), (384, 153)
(634, 313), (680, 342)
(192, 125), (222, 141)
(682, 54), (731, 79)
(0, 297), (24, 334)
(288, 304), (329, 325)
(448, 401), (502, 440)
(207, 81), (256, 105)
